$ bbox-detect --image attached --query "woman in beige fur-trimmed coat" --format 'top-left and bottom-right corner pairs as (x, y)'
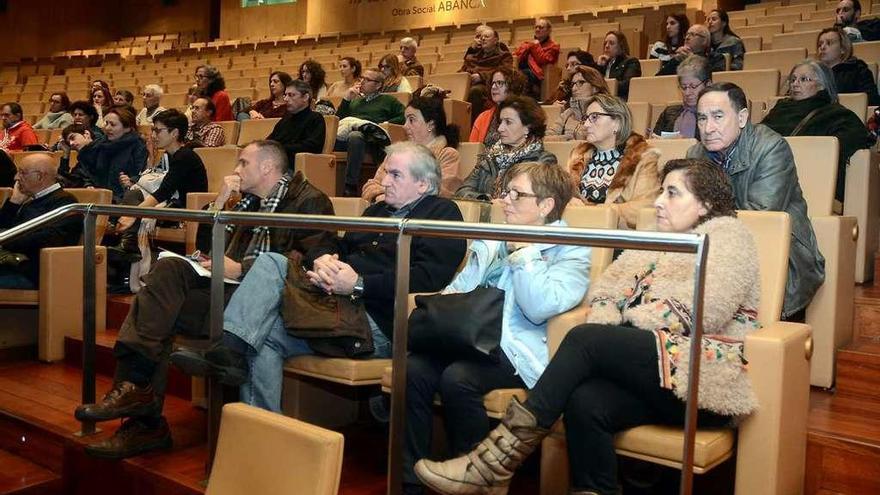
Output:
(566, 94), (661, 229)
(414, 158), (762, 495)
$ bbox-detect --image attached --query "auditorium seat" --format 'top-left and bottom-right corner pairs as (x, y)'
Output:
(543, 139), (584, 166)
(206, 402), (343, 495)
(714, 69), (780, 101)
(639, 58), (661, 76)
(237, 117), (281, 146)
(845, 149), (879, 283)
(736, 24), (784, 44)
(456, 142), (483, 181)
(628, 101), (651, 136)
(425, 72), (471, 101)
(541, 209), (811, 495)
(627, 75), (679, 104)
(771, 30), (821, 51)
(215, 120), (241, 146)
(743, 48), (807, 74)
(646, 137), (698, 168)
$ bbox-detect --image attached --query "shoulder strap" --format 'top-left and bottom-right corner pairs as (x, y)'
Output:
(791, 107), (824, 136)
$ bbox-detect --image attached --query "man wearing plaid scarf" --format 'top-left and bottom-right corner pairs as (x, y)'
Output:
(76, 140), (336, 459)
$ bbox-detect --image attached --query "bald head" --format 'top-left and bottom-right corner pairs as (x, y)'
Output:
(16, 153), (58, 196)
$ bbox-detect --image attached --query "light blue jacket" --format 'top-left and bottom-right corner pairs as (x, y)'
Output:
(442, 220), (591, 388)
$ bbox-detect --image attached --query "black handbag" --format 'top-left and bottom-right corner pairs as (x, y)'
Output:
(407, 286), (505, 362)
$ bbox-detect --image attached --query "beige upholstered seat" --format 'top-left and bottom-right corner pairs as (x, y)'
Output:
(193, 146), (241, 192)
(237, 117), (281, 145)
(206, 402), (343, 495)
(540, 210), (812, 495)
(714, 69), (780, 101)
(627, 75), (679, 104)
(425, 72), (471, 101)
(543, 139), (584, 166)
(215, 120), (240, 145)
(456, 142), (484, 182)
(844, 149), (879, 283)
(743, 48), (807, 73)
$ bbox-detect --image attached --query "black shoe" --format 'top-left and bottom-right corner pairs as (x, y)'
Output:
(359, 122), (392, 148)
(74, 381), (160, 422)
(343, 184), (359, 197)
(170, 343), (247, 386)
(84, 416), (172, 459)
(107, 230), (142, 262)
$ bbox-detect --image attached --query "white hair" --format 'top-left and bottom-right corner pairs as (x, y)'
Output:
(143, 84), (164, 97)
(400, 37), (418, 49)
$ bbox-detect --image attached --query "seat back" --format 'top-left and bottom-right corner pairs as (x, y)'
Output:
(452, 199), (482, 224)
(562, 204), (618, 281)
(185, 192), (217, 254)
(216, 120), (241, 145)
(237, 117), (281, 146)
(605, 78), (618, 97)
(636, 208), (791, 324)
(295, 153), (338, 197)
(456, 142), (484, 181)
(627, 101), (651, 137)
(68, 188), (113, 241)
(736, 24), (784, 43)
(541, 105), (562, 127)
(322, 114), (339, 154)
(543, 139), (584, 166)
(206, 402), (344, 495)
(639, 58), (661, 76)
(838, 92), (869, 123)
(645, 137), (697, 169)
(329, 197), (367, 217)
(853, 41), (880, 65)
(425, 73), (471, 101)
(714, 69), (781, 101)
(771, 31), (821, 52)
(194, 147), (241, 192)
(741, 36), (763, 53)
(785, 136), (838, 215)
(743, 48), (807, 73)
(627, 75), (679, 104)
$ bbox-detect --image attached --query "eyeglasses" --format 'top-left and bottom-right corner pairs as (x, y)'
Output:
(789, 75), (815, 84)
(679, 79), (708, 91)
(500, 189), (539, 201)
(362, 77), (381, 84)
(490, 80), (509, 88)
(571, 79), (589, 87)
(151, 126), (170, 134)
(584, 112), (614, 124)
(685, 32), (707, 39)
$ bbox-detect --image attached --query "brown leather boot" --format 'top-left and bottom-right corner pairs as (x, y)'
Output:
(84, 416), (172, 459)
(414, 397), (549, 495)
(74, 381), (159, 422)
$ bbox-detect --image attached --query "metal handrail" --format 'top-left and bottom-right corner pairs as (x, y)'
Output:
(0, 203), (709, 495)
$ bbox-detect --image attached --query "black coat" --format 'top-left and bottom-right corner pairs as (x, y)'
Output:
(833, 57), (880, 106)
(599, 56), (641, 100)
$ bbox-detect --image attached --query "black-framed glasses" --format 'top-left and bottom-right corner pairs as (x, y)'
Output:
(151, 126), (170, 134)
(490, 80), (509, 88)
(500, 189), (539, 201)
(585, 112), (614, 124)
(679, 79), (708, 91)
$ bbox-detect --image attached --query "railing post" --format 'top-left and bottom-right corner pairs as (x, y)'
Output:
(206, 217), (226, 474)
(387, 229), (412, 495)
(679, 234), (709, 495)
(79, 208), (98, 436)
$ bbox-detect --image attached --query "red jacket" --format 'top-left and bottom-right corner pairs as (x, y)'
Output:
(211, 90), (233, 122)
(0, 121), (38, 152)
(514, 38), (560, 80)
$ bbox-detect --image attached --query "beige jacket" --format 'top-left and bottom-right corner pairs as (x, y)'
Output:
(361, 136), (462, 203)
(566, 133), (661, 229)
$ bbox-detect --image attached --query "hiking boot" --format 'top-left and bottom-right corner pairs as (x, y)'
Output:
(84, 416), (172, 459)
(74, 381), (160, 422)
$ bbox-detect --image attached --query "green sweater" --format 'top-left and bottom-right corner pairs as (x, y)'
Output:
(337, 94), (405, 125)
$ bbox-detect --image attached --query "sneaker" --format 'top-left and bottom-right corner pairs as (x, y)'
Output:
(74, 381), (160, 422)
(84, 416), (172, 459)
(170, 342), (248, 386)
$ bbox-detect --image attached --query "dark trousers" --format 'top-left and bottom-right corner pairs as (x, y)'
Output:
(113, 257), (236, 415)
(334, 131), (385, 188)
(403, 352), (525, 485)
(524, 324), (730, 494)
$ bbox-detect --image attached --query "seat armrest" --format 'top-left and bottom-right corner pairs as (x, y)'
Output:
(735, 321), (811, 495)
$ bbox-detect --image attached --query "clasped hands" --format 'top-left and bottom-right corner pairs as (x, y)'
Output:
(306, 254), (359, 295)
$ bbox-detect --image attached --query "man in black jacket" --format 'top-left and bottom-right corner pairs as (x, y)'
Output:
(170, 142), (467, 414)
(0, 153), (81, 288)
(75, 140), (336, 459)
(266, 79), (326, 164)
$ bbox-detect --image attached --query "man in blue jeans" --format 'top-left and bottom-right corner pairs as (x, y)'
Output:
(172, 142), (467, 412)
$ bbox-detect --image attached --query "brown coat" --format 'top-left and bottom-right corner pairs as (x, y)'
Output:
(566, 133), (661, 229)
(460, 46), (513, 84)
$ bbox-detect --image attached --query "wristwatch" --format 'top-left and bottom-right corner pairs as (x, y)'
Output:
(350, 275), (365, 300)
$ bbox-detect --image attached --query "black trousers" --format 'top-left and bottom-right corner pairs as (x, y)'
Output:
(524, 324), (730, 494)
(403, 351), (525, 485)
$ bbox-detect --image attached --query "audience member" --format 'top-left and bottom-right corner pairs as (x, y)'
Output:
(183, 84), (199, 122)
(656, 24), (720, 75)
(334, 69), (406, 196)
(707, 9), (745, 71)
(57, 123), (96, 186)
(186, 97), (226, 147)
(195, 65), (233, 121)
(833, 0), (880, 41)
(0, 150), (13, 186)
(170, 142), (466, 414)
(378, 54), (413, 93)
(415, 159), (761, 495)
(362, 91), (461, 202)
(266, 80), (327, 164)
(76, 140), (336, 459)
(469, 66), (526, 146)
(649, 14), (690, 62)
(327, 57), (362, 98)
(460, 25), (514, 122)
(546, 49), (599, 105)
(64, 106), (148, 203)
(456, 96), (555, 200)
(513, 18), (561, 99)
(92, 86), (113, 127)
(762, 59), (872, 203)
(817, 27), (880, 105)
(398, 37), (425, 77)
(0, 154), (81, 289)
(567, 93), (660, 228)
(89, 80), (110, 101)
(653, 55), (712, 138)
(114, 90), (135, 107)
(404, 161), (590, 494)
(545, 66), (610, 142)
(69, 100), (105, 140)
(34, 92), (73, 130)
(244, 71), (293, 120)
(299, 60), (329, 100)
(686, 82), (824, 320)
(0, 102), (38, 152)
(136, 85), (166, 126)
(596, 30), (641, 100)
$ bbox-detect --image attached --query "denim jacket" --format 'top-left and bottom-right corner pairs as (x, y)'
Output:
(442, 220), (591, 388)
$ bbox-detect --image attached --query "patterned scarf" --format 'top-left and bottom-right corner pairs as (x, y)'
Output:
(226, 172), (292, 264)
(488, 139), (544, 198)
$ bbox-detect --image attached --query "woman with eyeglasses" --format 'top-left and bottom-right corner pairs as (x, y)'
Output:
(402, 161), (591, 495)
(194, 65), (233, 121)
(298, 60), (329, 100)
(377, 54), (413, 93)
(706, 9), (745, 71)
(34, 92), (73, 130)
(596, 30), (641, 100)
(469, 66), (526, 146)
(545, 49), (600, 105)
(243, 71), (294, 120)
(567, 93), (660, 229)
(327, 57), (363, 98)
(761, 59), (872, 203)
(816, 27), (880, 106)
(456, 96), (557, 201)
(653, 54), (712, 139)
(546, 65), (610, 142)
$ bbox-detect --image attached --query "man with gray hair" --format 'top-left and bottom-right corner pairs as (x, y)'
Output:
(170, 141), (467, 414)
(656, 24), (722, 75)
(136, 85), (165, 125)
(398, 37), (425, 77)
(266, 80), (326, 164)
